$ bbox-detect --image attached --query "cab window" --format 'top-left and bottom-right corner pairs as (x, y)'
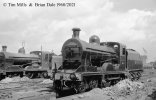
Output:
(122, 48), (126, 55)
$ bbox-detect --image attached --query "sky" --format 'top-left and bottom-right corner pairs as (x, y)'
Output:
(0, 0), (156, 62)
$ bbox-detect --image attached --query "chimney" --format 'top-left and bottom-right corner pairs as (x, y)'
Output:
(72, 28), (81, 39)
(2, 45), (7, 52)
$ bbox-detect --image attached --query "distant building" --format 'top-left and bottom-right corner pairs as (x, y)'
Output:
(141, 55), (147, 66)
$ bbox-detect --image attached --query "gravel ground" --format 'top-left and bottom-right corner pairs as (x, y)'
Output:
(0, 77), (55, 100)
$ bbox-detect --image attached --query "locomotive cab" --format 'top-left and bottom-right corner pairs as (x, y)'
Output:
(100, 42), (127, 71)
(30, 51), (52, 70)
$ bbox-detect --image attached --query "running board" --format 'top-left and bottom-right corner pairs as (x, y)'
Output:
(107, 77), (120, 81)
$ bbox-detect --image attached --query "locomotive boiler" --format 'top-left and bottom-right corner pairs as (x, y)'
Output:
(0, 47), (62, 80)
(54, 28), (143, 94)
(0, 50), (39, 79)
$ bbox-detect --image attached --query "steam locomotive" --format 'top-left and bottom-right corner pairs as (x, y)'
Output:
(0, 47), (62, 80)
(54, 28), (143, 93)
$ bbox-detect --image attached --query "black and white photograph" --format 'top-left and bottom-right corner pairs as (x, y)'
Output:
(0, 0), (156, 100)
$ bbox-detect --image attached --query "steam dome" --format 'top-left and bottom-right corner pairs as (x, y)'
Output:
(89, 35), (100, 45)
(18, 47), (25, 54)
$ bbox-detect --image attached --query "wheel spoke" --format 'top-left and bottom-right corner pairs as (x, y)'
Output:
(89, 80), (98, 89)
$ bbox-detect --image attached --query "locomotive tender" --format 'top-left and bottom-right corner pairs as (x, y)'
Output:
(54, 28), (143, 93)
